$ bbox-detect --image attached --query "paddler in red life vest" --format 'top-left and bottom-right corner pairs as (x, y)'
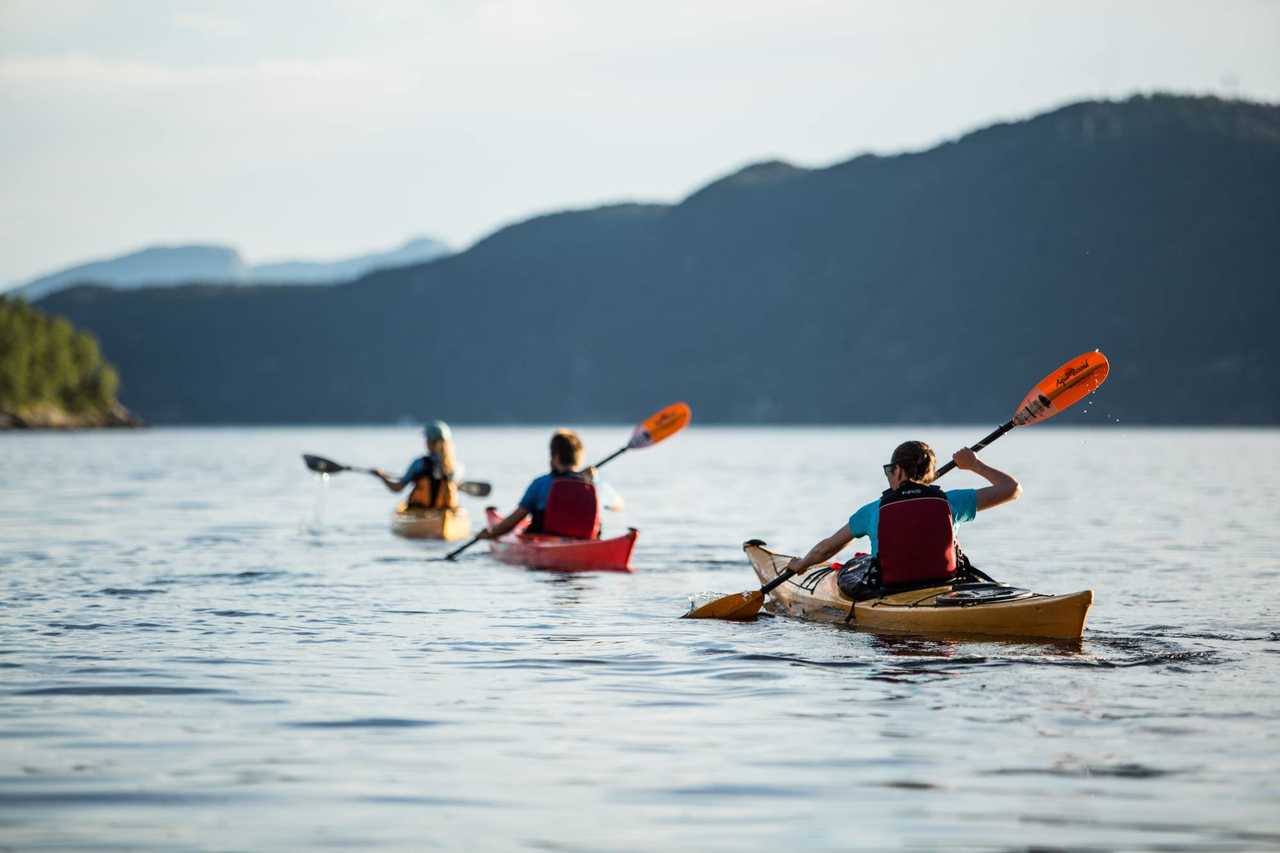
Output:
(480, 429), (622, 541)
(372, 420), (461, 510)
(783, 441), (1021, 588)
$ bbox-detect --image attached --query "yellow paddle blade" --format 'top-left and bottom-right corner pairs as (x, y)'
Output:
(1012, 350), (1110, 426)
(683, 589), (764, 621)
(628, 401), (692, 449)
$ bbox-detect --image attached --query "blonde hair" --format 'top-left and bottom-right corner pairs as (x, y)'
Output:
(428, 437), (456, 479)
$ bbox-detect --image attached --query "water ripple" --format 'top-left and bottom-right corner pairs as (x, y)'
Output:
(986, 761), (1181, 779)
(285, 718), (446, 729)
(14, 685), (230, 697)
(0, 790), (244, 807)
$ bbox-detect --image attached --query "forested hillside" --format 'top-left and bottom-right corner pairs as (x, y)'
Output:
(0, 297), (138, 428)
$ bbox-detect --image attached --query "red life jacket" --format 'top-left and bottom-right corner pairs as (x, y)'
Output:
(538, 474), (601, 539)
(876, 482), (957, 586)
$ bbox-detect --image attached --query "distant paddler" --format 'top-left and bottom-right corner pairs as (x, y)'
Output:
(373, 420), (464, 512)
(301, 422), (490, 542)
(444, 402), (691, 562)
(301, 425), (491, 503)
(370, 420), (491, 541)
(480, 429), (621, 543)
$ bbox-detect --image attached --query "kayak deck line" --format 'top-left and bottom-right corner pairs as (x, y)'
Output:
(744, 541), (1092, 641)
(484, 508), (638, 573)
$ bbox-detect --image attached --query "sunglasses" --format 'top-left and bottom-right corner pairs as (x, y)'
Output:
(882, 463), (896, 477)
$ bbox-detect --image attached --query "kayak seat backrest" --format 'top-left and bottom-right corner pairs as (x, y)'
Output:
(542, 479), (601, 540)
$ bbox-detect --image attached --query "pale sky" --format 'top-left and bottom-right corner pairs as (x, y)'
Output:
(2, 0), (1278, 286)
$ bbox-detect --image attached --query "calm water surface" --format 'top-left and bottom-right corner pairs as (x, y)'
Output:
(2, 426), (1278, 851)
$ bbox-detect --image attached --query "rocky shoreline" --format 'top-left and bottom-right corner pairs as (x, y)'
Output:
(1, 402), (143, 430)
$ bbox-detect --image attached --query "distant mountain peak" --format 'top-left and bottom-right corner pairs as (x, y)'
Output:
(399, 235), (448, 251)
(11, 244), (247, 301)
(10, 236), (452, 298)
(721, 159), (805, 184)
(683, 159), (807, 205)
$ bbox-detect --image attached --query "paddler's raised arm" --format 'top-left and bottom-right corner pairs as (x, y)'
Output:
(951, 448), (1021, 511)
(784, 525), (854, 576)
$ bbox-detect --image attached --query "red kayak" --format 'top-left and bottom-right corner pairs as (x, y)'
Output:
(484, 508), (637, 573)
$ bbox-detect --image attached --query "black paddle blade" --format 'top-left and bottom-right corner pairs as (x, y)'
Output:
(458, 481), (492, 498)
(303, 454), (348, 474)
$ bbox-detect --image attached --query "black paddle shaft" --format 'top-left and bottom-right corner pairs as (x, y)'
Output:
(591, 446), (628, 468)
(932, 421), (1014, 479)
(444, 532), (484, 561)
(761, 569), (796, 594)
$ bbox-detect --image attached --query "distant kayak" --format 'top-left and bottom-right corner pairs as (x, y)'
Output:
(744, 541), (1091, 641)
(390, 505), (471, 541)
(484, 507), (637, 573)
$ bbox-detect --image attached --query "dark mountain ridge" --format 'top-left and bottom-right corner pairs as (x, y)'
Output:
(39, 94), (1280, 425)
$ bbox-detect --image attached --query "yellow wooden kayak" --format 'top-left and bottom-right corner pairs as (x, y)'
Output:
(390, 505), (471, 541)
(744, 540), (1092, 641)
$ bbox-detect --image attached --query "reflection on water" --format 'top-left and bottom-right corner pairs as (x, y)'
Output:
(1, 426), (1278, 851)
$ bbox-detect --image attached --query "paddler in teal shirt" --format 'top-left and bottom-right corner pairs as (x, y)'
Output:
(783, 441), (1021, 590)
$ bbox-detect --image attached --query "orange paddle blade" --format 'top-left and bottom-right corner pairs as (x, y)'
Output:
(684, 589), (764, 621)
(628, 401), (692, 449)
(1012, 350), (1111, 426)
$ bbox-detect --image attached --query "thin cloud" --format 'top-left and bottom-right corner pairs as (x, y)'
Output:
(0, 55), (395, 88)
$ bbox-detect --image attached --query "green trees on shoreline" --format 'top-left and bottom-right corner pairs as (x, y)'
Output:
(1, 295), (125, 425)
